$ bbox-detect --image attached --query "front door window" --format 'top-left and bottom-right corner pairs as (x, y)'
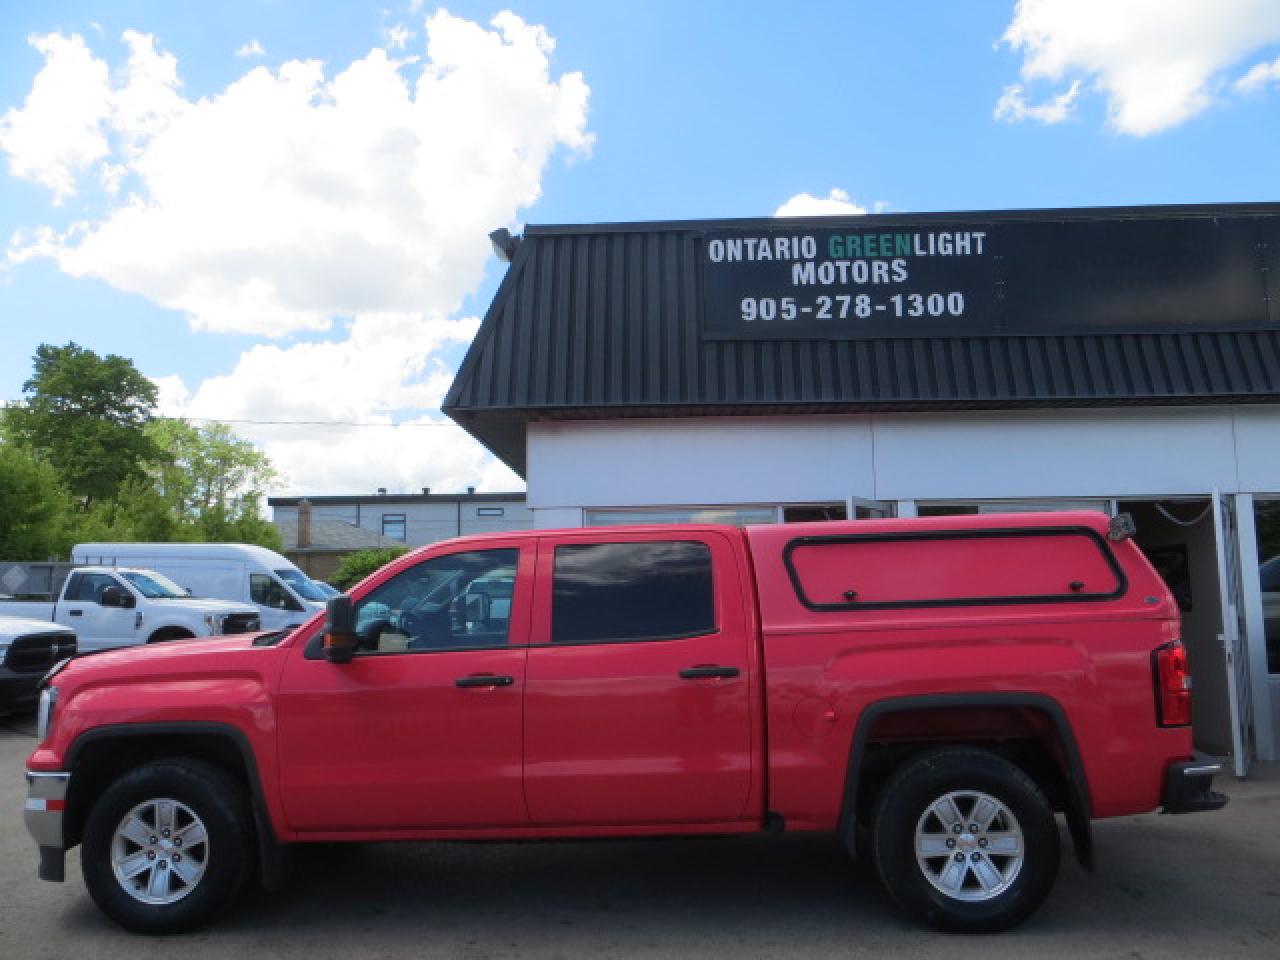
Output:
(351, 548), (517, 654)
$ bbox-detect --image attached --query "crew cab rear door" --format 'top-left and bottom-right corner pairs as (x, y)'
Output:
(522, 530), (756, 826)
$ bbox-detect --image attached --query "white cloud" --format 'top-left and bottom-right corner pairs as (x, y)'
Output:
(6, 13), (592, 338)
(993, 79), (1081, 124)
(3, 12), (590, 494)
(152, 311), (522, 492)
(384, 24), (413, 51)
(997, 0), (1280, 136)
(774, 188), (868, 218)
(235, 39), (265, 59)
(0, 33), (112, 202)
(1235, 55), (1280, 94)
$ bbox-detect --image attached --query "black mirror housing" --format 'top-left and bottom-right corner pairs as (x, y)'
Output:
(324, 595), (356, 664)
(101, 585), (135, 609)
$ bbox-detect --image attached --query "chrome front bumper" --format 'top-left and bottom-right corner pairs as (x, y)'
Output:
(24, 770), (70, 881)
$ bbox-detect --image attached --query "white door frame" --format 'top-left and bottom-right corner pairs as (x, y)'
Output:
(1213, 492), (1255, 776)
(1236, 495), (1276, 763)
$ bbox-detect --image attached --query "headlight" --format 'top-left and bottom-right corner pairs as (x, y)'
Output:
(204, 614), (224, 633)
(37, 686), (58, 744)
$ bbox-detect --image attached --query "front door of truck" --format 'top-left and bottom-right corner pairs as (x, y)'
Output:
(522, 531), (756, 826)
(275, 542), (534, 832)
(59, 572), (140, 651)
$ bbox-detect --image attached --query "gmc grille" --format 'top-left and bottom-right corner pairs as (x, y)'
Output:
(221, 614), (261, 635)
(4, 633), (78, 673)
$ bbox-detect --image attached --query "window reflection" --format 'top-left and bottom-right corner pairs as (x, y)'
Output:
(1253, 500), (1280, 675)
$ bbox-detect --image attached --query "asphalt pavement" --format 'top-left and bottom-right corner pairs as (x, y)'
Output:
(2, 714), (1278, 959)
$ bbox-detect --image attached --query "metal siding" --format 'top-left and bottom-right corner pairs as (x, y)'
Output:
(443, 219), (1280, 475)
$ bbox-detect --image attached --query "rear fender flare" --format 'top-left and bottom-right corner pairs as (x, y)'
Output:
(837, 692), (1094, 869)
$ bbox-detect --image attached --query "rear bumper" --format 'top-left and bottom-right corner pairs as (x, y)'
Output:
(24, 770), (70, 881)
(1162, 753), (1229, 814)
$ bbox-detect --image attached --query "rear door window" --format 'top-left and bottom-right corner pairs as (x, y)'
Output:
(552, 541), (715, 644)
(785, 527), (1125, 610)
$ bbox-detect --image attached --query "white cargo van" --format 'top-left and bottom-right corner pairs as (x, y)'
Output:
(72, 543), (327, 631)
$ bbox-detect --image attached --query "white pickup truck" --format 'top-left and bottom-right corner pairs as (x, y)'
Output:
(0, 618), (77, 715)
(0, 567), (261, 652)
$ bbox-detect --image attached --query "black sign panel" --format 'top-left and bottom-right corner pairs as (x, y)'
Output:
(702, 217), (1277, 339)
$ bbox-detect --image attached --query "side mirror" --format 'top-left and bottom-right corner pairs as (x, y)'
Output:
(323, 596), (356, 665)
(101, 585), (136, 609)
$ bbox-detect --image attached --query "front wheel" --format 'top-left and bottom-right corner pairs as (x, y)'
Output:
(81, 759), (251, 933)
(871, 748), (1060, 932)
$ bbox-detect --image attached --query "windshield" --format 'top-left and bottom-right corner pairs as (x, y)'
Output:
(312, 580), (340, 598)
(119, 570), (189, 599)
(274, 568), (326, 602)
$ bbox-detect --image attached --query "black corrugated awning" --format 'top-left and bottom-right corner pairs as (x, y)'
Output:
(444, 203), (1280, 476)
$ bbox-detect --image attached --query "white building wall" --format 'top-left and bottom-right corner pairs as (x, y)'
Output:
(1232, 407), (1280, 494)
(527, 418), (875, 509)
(527, 406), (1280, 509)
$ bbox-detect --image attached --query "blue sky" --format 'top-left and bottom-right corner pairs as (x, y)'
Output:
(2, 1), (1279, 493)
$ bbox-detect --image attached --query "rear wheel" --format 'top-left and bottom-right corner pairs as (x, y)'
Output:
(872, 748), (1060, 932)
(81, 759), (251, 933)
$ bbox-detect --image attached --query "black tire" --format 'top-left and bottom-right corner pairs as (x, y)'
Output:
(871, 748), (1060, 933)
(81, 759), (252, 933)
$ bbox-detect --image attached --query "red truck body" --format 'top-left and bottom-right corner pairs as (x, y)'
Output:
(24, 511), (1224, 933)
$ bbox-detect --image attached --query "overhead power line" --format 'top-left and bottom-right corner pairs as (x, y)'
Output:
(172, 417), (457, 428)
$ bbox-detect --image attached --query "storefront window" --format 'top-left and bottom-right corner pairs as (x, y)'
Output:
(917, 499), (1110, 517)
(1251, 499), (1280, 675)
(585, 503), (852, 527)
(585, 506), (778, 527)
(782, 504), (848, 523)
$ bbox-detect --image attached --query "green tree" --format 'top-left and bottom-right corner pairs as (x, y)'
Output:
(0, 442), (70, 560)
(145, 419), (282, 549)
(331, 546), (409, 590)
(5, 342), (160, 510)
(71, 476), (179, 545)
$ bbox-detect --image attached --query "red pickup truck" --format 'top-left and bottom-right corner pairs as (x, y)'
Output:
(24, 512), (1225, 934)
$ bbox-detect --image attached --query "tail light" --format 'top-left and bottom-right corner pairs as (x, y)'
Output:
(1154, 640), (1192, 727)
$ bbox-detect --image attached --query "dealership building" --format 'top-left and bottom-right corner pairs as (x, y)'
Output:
(442, 203), (1280, 774)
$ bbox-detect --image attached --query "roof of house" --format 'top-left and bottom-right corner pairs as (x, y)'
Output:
(273, 514), (405, 553)
(443, 202), (1280, 476)
(268, 492), (526, 507)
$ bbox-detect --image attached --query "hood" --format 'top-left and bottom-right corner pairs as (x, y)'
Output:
(148, 597), (259, 616)
(57, 633), (271, 679)
(0, 616), (76, 642)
